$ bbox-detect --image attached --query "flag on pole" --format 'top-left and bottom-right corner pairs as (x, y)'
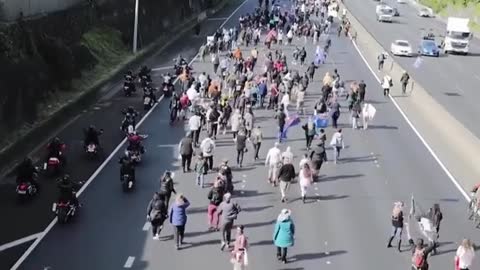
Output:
(280, 114), (301, 139)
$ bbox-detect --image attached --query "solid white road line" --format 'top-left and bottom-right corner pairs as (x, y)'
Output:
(207, 17), (229, 21)
(349, 33), (471, 201)
(151, 66), (172, 71)
(123, 256), (135, 268)
(0, 233), (43, 252)
(10, 1), (249, 269)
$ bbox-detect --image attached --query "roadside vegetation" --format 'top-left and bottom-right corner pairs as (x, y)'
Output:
(420, 0), (480, 31)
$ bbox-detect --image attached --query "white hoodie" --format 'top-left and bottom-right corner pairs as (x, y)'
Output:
(265, 147), (282, 166)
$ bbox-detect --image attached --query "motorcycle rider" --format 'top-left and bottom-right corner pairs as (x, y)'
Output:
(119, 156), (136, 183)
(83, 125), (102, 149)
(127, 131), (145, 154)
(122, 106), (139, 132)
(139, 65), (151, 79)
(125, 70), (134, 81)
(16, 157), (39, 187)
(143, 84), (157, 108)
(56, 174), (80, 208)
(46, 137), (66, 164)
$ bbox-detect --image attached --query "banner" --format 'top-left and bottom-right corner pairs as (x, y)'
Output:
(280, 114), (301, 139)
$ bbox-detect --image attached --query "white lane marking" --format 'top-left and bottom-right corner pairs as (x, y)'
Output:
(142, 222), (150, 231)
(151, 66), (172, 71)
(475, 74), (480, 81)
(326, 261), (332, 264)
(124, 256), (135, 268)
(314, 187), (318, 190)
(242, 179), (246, 183)
(325, 251), (330, 255)
(315, 193), (320, 196)
(10, 0), (249, 268)
(241, 185), (246, 189)
(0, 233), (43, 252)
(207, 17), (229, 21)
(240, 191), (245, 194)
(349, 34), (471, 201)
(376, 164), (380, 168)
(242, 174), (247, 177)
(157, 144), (177, 148)
(374, 160), (378, 164)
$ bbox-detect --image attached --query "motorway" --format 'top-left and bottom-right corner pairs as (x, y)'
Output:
(343, 0), (480, 139)
(0, 0), (246, 268)
(6, 0), (480, 269)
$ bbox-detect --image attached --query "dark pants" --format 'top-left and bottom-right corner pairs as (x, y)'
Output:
(237, 149), (245, 166)
(174, 225), (185, 246)
(378, 61), (384, 70)
(332, 116), (339, 129)
(259, 95), (266, 107)
(306, 135), (314, 148)
(276, 247), (288, 261)
(221, 220), (234, 244)
(402, 83), (407, 94)
(384, 88), (390, 96)
(209, 123), (218, 138)
(193, 129), (200, 145)
(279, 123), (285, 142)
(205, 156), (213, 171)
(253, 143), (261, 159)
(164, 192), (172, 210)
(181, 154), (192, 172)
(151, 217), (165, 236)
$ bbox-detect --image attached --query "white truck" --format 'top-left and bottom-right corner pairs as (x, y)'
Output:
(376, 4), (394, 23)
(443, 17), (473, 54)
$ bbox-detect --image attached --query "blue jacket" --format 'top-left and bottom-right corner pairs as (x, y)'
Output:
(273, 218), (295, 248)
(258, 83), (267, 96)
(169, 200), (190, 226)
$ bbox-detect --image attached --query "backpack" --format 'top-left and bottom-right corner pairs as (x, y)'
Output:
(412, 248), (425, 268)
(205, 142), (214, 154)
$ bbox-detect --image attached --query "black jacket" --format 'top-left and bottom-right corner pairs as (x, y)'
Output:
(147, 194), (167, 220)
(208, 187), (224, 206)
(160, 178), (176, 195)
(278, 164), (296, 182)
(310, 144), (327, 162)
(179, 137), (194, 155)
(392, 211), (404, 228)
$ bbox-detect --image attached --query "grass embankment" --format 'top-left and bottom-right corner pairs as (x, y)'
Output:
(419, 0), (480, 31)
(74, 26), (131, 92)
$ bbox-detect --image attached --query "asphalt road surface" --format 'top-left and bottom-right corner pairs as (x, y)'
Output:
(343, 0), (480, 139)
(8, 0), (480, 269)
(0, 0), (247, 268)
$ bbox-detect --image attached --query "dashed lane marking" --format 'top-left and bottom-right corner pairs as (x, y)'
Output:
(124, 256), (135, 268)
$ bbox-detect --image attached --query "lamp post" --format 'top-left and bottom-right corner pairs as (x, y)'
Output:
(133, 0), (139, 53)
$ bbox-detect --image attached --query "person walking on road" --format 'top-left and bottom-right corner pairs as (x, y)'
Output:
(244, 109), (254, 138)
(170, 194), (190, 250)
(330, 99), (340, 129)
(387, 201), (404, 252)
(189, 113), (202, 146)
(276, 107), (287, 142)
(377, 53), (386, 70)
(382, 74), (393, 97)
(219, 193), (242, 251)
(281, 146), (294, 165)
(351, 101), (361, 129)
(207, 181), (225, 231)
(302, 118), (316, 150)
(278, 160), (296, 203)
(200, 135), (216, 171)
(310, 142), (327, 177)
(273, 209), (295, 264)
(299, 162), (314, 203)
(179, 132), (194, 172)
(160, 171), (177, 210)
(236, 129), (248, 167)
(411, 238), (436, 270)
(146, 192), (168, 240)
(455, 238), (475, 270)
(251, 125), (263, 160)
(194, 153), (208, 188)
(330, 129), (345, 164)
(266, 142), (282, 186)
(400, 71), (410, 95)
(231, 109), (242, 140)
(231, 225), (249, 270)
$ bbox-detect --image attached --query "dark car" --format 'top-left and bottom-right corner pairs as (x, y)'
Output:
(419, 39), (440, 57)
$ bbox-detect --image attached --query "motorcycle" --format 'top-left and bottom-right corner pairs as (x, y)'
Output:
(121, 118), (135, 135)
(121, 174), (134, 191)
(123, 81), (135, 97)
(52, 199), (77, 224)
(125, 149), (142, 164)
(85, 143), (98, 157)
(162, 83), (175, 97)
(44, 145), (66, 176)
(16, 182), (38, 200)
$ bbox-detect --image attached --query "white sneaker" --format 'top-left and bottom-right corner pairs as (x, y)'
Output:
(153, 235), (159, 240)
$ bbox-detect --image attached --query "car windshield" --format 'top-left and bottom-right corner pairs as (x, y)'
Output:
(422, 41), (436, 49)
(397, 41), (410, 47)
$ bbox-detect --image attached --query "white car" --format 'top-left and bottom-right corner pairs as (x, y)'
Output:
(391, 40), (413, 56)
(418, 8), (432, 17)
